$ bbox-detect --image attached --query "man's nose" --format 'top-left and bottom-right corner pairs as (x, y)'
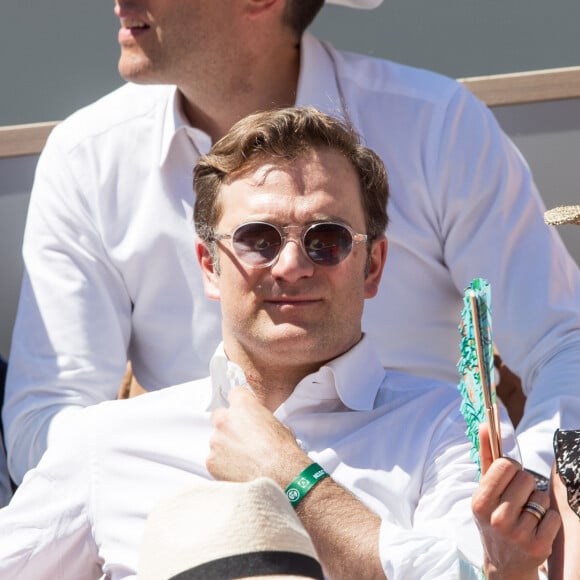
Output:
(270, 238), (315, 281)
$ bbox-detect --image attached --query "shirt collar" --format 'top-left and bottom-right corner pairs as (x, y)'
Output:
(207, 335), (385, 412)
(317, 335), (385, 411)
(295, 32), (346, 119)
(160, 87), (212, 167)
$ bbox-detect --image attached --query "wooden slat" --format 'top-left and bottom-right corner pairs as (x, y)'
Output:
(1, 66), (580, 159)
(0, 122), (58, 159)
(459, 66), (580, 107)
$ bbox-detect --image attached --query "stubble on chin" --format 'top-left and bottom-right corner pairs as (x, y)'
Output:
(118, 51), (159, 84)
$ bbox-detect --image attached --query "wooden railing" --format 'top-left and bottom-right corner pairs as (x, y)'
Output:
(459, 66), (580, 107)
(0, 122), (56, 159)
(0, 66), (579, 160)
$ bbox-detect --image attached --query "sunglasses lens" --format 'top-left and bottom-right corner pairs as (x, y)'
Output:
(304, 223), (352, 266)
(232, 222), (281, 266)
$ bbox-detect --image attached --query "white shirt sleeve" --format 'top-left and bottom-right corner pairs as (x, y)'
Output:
(3, 125), (133, 484)
(0, 413), (100, 578)
(378, 402), (484, 578)
(430, 85), (580, 477)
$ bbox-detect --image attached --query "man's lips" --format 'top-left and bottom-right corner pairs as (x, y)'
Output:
(120, 17), (149, 28)
(118, 22), (150, 43)
(116, 8), (151, 41)
(264, 298), (321, 307)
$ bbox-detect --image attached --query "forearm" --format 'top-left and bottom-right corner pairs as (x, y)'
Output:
(293, 474), (384, 579)
(281, 459), (479, 579)
(221, 447), (384, 577)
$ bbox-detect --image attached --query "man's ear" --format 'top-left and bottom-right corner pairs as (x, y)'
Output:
(196, 239), (221, 302)
(364, 237), (387, 299)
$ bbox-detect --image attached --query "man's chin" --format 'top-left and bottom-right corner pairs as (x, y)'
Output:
(266, 326), (326, 354)
(251, 324), (310, 348)
(118, 56), (161, 85)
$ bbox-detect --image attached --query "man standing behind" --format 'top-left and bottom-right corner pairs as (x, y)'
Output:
(0, 107), (488, 579)
(5, 0), (580, 487)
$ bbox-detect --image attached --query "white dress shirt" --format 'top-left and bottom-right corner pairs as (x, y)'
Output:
(0, 337), (486, 579)
(5, 32), (580, 483)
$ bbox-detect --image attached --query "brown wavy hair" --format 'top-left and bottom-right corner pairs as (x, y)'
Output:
(194, 106), (389, 248)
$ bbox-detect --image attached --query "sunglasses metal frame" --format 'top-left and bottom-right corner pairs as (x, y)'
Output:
(210, 221), (368, 268)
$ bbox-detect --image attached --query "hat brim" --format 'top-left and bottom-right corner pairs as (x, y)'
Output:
(544, 205), (580, 226)
(325, 0), (384, 9)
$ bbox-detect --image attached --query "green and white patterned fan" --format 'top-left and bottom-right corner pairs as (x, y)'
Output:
(457, 278), (501, 477)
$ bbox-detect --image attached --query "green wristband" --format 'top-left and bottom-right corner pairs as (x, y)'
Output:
(285, 462), (329, 508)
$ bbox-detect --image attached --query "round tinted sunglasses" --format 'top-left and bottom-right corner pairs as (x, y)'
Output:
(210, 221), (368, 268)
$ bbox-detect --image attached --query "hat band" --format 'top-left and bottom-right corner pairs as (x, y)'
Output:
(170, 550), (324, 580)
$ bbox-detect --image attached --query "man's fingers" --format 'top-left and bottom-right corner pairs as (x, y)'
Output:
(473, 456), (523, 519)
(497, 468), (536, 508)
(537, 509), (562, 544)
(479, 422), (494, 476)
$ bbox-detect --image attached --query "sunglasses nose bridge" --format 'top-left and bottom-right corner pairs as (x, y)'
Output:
(277, 225), (307, 256)
(273, 227), (315, 270)
(279, 224), (304, 239)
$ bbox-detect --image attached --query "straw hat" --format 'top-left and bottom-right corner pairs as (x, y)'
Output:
(138, 477), (323, 580)
(326, 0), (384, 8)
(544, 205), (580, 226)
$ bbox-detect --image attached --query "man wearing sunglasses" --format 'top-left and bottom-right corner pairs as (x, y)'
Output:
(0, 107), (495, 578)
(5, 0), (580, 501)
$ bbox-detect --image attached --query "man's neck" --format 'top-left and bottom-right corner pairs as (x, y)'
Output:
(226, 346), (322, 412)
(179, 41), (301, 144)
(243, 365), (312, 412)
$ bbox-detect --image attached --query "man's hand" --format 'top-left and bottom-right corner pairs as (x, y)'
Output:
(472, 423), (561, 579)
(206, 387), (310, 486)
